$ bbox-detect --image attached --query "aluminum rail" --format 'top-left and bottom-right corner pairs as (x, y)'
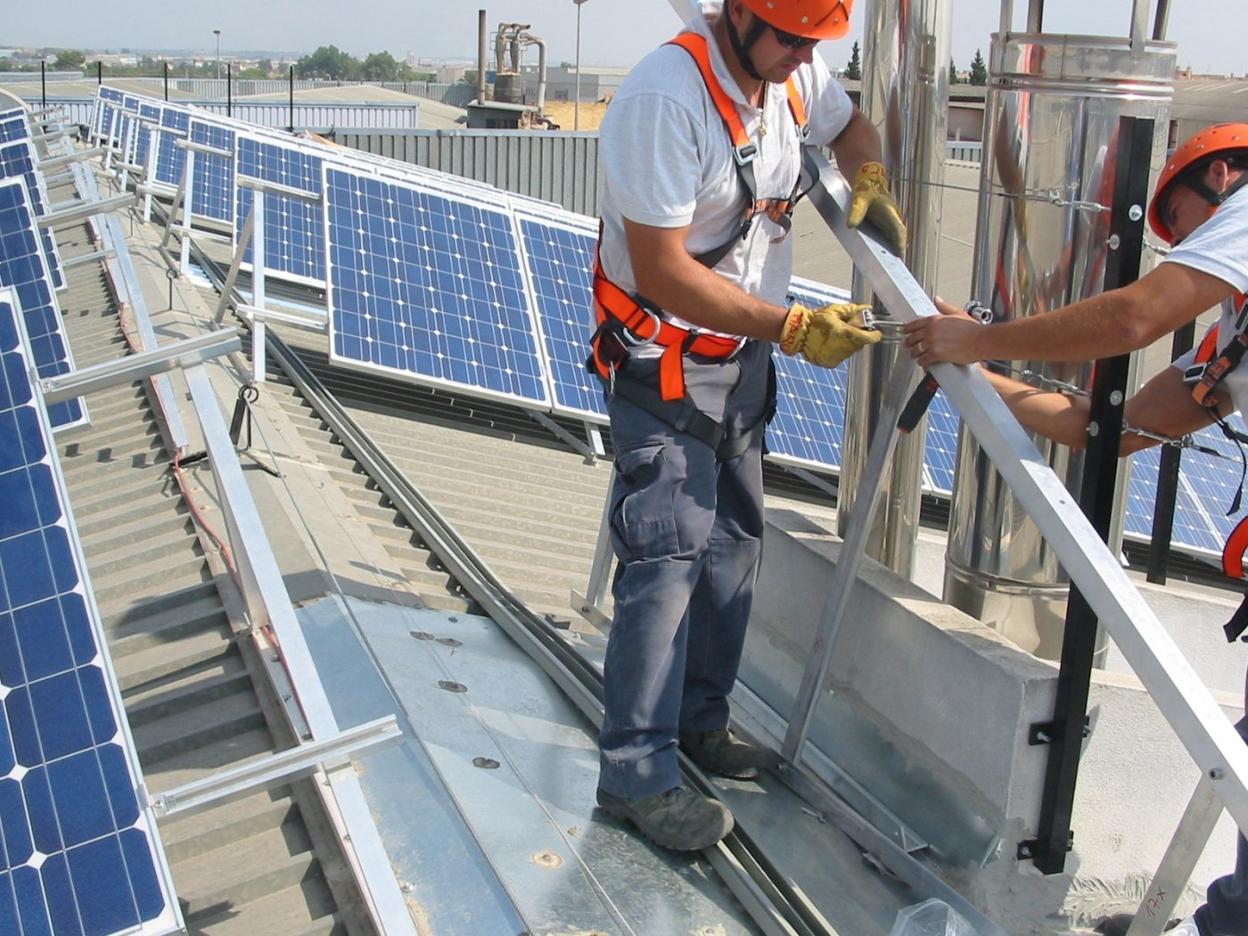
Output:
(183, 233), (835, 936)
(801, 149), (1248, 836)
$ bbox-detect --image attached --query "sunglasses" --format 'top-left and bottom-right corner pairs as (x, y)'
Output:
(769, 24), (818, 50)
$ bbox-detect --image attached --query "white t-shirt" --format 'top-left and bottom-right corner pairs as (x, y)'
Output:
(597, 1), (853, 340)
(1167, 186), (1248, 414)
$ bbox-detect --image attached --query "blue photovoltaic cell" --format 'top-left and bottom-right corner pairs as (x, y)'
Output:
(235, 136), (325, 283)
(154, 107), (190, 188)
(122, 96), (139, 113)
(0, 181), (81, 429)
(923, 392), (961, 495)
(0, 141), (65, 292)
(326, 167), (549, 405)
(0, 293), (177, 936)
(189, 121), (235, 225)
(516, 215), (604, 419)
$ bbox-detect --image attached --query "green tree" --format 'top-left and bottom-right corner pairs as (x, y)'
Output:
(53, 49), (85, 70)
(969, 48), (988, 86)
(360, 51), (403, 81)
(845, 40), (861, 81)
(296, 45), (358, 80)
(949, 57), (958, 85)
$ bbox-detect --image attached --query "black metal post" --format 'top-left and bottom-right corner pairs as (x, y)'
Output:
(288, 65), (295, 132)
(163, 61), (169, 101)
(227, 63), (232, 117)
(41, 61), (46, 109)
(97, 61), (103, 85)
(1024, 115), (1155, 874)
(1147, 319), (1197, 584)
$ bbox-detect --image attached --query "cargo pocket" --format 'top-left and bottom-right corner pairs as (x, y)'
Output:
(609, 440), (681, 563)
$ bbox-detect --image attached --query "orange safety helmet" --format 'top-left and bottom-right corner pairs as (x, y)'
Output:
(1148, 122), (1248, 244)
(736, 0), (854, 40)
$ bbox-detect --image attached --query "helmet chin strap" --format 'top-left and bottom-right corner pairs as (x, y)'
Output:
(724, 0), (768, 82)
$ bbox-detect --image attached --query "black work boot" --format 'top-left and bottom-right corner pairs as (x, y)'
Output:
(596, 786), (734, 851)
(679, 728), (777, 780)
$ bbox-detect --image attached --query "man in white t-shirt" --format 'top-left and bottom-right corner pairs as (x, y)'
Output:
(592, 0), (903, 851)
(903, 124), (1248, 936)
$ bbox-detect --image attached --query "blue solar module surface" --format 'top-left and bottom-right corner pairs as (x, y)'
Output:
(188, 120), (234, 225)
(0, 142), (64, 292)
(0, 112), (27, 146)
(325, 167), (549, 405)
(134, 104), (162, 170)
(923, 392), (961, 496)
(0, 291), (178, 936)
(0, 181), (82, 429)
(154, 107), (189, 188)
(236, 136), (325, 284)
(516, 213), (603, 419)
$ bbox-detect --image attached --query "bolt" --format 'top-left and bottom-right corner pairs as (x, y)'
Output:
(1210, 767), (1226, 781)
(1036, 730), (1051, 743)
(1110, 390), (1124, 406)
(1108, 234), (1121, 250)
(1128, 204), (1143, 222)
(1087, 422), (1100, 437)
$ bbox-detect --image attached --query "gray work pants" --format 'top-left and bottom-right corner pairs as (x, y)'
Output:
(597, 340), (771, 800)
(1196, 708), (1247, 935)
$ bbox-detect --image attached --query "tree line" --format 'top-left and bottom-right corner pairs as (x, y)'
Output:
(844, 42), (988, 86)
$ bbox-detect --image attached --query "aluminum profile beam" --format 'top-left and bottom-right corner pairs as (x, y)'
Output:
(801, 148), (1248, 836)
(39, 328), (241, 404)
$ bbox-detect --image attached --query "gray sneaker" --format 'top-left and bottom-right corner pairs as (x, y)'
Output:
(596, 786), (734, 851)
(679, 728), (777, 780)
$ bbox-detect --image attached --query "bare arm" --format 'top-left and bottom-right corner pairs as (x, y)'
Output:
(982, 364), (1219, 455)
(827, 108), (883, 182)
(624, 218), (788, 340)
(903, 264), (1236, 367)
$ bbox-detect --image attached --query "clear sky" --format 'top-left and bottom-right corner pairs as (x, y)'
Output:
(2, 0), (1238, 77)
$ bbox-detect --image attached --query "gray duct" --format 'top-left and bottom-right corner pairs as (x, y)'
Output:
(836, 0), (951, 579)
(944, 22), (1175, 660)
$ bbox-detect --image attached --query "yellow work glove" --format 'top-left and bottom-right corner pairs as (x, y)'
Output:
(846, 161), (907, 256)
(779, 302), (880, 370)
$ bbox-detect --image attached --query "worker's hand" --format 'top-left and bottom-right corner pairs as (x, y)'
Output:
(780, 302), (880, 370)
(847, 161), (907, 256)
(901, 297), (984, 368)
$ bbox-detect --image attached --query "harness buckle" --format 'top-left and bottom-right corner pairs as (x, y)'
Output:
(620, 306), (662, 347)
(734, 142), (758, 166)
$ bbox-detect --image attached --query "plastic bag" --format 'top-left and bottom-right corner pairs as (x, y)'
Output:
(889, 899), (983, 936)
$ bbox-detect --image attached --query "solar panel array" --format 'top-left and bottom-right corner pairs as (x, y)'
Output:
(0, 179), (83, 430)
(0, 141), (65, 292)
(88, 86), (1248, 564)
(0, 290), (179, 935)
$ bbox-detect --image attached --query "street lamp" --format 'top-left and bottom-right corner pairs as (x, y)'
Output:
(213, 29), (221, 80)
(573, 0), (590, 131)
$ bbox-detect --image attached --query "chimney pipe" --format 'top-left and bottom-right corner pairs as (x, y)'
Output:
(477, 9), (488, 104)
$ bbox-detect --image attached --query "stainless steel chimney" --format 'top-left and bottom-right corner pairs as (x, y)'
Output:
(945, 29), (1175, 659)
(837, 0), (952, 578)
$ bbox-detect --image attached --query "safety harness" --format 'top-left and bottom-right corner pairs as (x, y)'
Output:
(587, 31), (818, 456)
(1186, 293), (1248, 642)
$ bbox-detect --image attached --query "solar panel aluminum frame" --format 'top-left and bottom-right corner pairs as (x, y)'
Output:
(0, 285), (183, 936)
(323, 164), (556, 410)
(510, 202), (606, 424)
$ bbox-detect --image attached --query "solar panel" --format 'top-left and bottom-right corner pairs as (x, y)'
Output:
(0, 180), (83, 429)
(0, 289), (181, 936)
(325, 165), (551, 407)
(0, 112), (28, 146)
(235, 134), (325, 285)
(514, 208), (604, 420)
(923, 391), (961, 496)
(0, 141), (65, 292)
(134, 104), (162, 170)
(188, 120), (235, 226)
(153, 107), (190, 189)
